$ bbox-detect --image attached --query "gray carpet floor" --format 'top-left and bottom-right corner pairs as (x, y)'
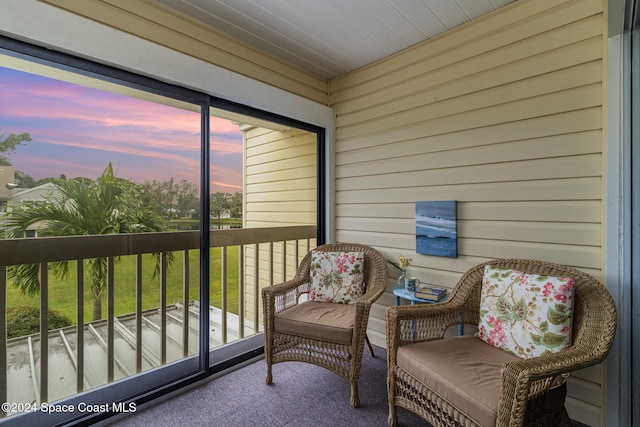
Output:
(107, 346), (428, 427)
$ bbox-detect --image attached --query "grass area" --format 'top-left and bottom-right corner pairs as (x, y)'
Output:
(6, 247), (240, 324)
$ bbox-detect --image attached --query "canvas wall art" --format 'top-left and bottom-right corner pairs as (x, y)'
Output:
(415, 200), (457, 258)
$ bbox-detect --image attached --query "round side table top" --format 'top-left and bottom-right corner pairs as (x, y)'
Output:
(392, 285), (448, 304)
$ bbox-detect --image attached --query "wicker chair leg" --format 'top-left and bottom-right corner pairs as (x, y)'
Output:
(350, 383), (360, 408)
(388, 404), (397, 426)
(266, 363), (272, 384)
(365, 334), (375, 357)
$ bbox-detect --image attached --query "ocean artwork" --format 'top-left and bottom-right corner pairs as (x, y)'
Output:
(415, 200), (457, 258)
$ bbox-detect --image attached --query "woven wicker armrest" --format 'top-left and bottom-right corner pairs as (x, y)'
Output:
(386, 302), (469, 345)
(503, 345), (605, 383)
(262, 276), (309, 298)
(496, 345), (607, 426)
(262, 277), (310, 315)
(495, 313), (617, 427)
(355, 281), (387, 306)
(386, 300), (459, 319)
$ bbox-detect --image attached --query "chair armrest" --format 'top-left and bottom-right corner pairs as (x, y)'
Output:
(386, 302), (467, 372)
(262, 277), (310, 315)
(386, 302), (471, 345)
(503, 345), (604, 381)
(262, 278), (311, 338)
(496, 345), (610, 426)
(355, 283), (386, 307)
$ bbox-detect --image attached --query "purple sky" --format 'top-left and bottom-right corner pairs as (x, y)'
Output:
(0, 66), (243, 193)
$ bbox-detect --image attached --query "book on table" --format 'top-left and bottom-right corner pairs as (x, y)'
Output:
(414, 285), (447, 301)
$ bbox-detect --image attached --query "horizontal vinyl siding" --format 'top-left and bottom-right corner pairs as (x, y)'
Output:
(329, 0), (605, 425)
(40, 0), (328, 104)
(243, 127), (317, 320)
(245, 127), (317, 227)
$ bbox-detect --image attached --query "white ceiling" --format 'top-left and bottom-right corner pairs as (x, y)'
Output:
(153, 0), (518, 80)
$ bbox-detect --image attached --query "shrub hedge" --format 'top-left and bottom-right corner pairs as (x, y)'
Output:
(7, 306), (72, 339)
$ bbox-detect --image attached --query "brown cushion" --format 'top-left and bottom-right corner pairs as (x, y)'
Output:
(397, 336), (520, 427)
(274, 301), (355, 345)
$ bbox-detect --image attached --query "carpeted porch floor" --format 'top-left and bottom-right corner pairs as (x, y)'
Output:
(106, 345), (589, 427)
(107, 346), (427, 427)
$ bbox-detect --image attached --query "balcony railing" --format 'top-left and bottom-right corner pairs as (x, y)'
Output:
(0, 225), (316, 418)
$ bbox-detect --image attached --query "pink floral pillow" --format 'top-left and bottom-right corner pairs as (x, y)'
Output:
(478, 265), (575, 358)
(309, 251), (365, 304)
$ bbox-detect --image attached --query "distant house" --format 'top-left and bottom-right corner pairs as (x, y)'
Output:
(0, 168), (61, 237)
(7, 182), (60, 209)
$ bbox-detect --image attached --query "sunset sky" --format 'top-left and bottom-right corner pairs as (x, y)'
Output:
(0, 66), (243, 193)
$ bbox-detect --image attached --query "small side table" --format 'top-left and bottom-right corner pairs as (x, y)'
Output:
(393, 285), (448, 305)
(393, 285), (463, 335)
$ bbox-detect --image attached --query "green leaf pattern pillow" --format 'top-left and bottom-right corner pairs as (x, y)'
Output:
(478, 265), (575, 358)
(309, 251), (364, 304)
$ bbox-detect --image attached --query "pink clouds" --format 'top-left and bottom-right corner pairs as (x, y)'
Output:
(212, 179), (242, 192)
(0, 66), (243, 192)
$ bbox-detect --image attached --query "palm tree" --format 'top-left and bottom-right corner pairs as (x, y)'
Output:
(3, 163), (168, 321)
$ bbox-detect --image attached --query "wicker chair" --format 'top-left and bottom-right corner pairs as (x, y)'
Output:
(386, 258), (617, 427)
(262, 243), (388, 407)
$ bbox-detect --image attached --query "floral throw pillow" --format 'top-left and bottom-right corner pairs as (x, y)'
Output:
(309, 251), (365, 304)
(477, 265), (575, 358)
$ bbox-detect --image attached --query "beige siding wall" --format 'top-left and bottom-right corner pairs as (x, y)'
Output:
(329, 0), (606, 425)
(39, 0), (328, 104)
(245, 127), (317, 228)
(243, 127), (317, 320)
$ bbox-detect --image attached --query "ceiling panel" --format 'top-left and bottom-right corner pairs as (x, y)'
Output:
(153, 0), (518, 79)
(394, 2), (448, 39)
(422, 0), (469, 29)
(455, 0), (498, 20)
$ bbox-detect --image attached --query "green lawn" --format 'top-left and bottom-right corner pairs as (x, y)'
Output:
(6, 247), (240, 325)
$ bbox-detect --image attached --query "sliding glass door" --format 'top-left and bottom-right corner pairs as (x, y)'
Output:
(0, 36), (323, 426)
(206, 107), (319, 368)
(0, 47), (209, 425)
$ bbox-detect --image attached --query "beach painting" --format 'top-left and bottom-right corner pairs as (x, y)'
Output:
(415, 200), (457, 258)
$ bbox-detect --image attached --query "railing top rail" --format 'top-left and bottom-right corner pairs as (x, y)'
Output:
(0, 225), (316, 266)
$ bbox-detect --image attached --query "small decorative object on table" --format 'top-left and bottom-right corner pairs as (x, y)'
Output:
(414, 285), (447, 301)
(394, 255), (415, 293)
(404, 276), (420, 293)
